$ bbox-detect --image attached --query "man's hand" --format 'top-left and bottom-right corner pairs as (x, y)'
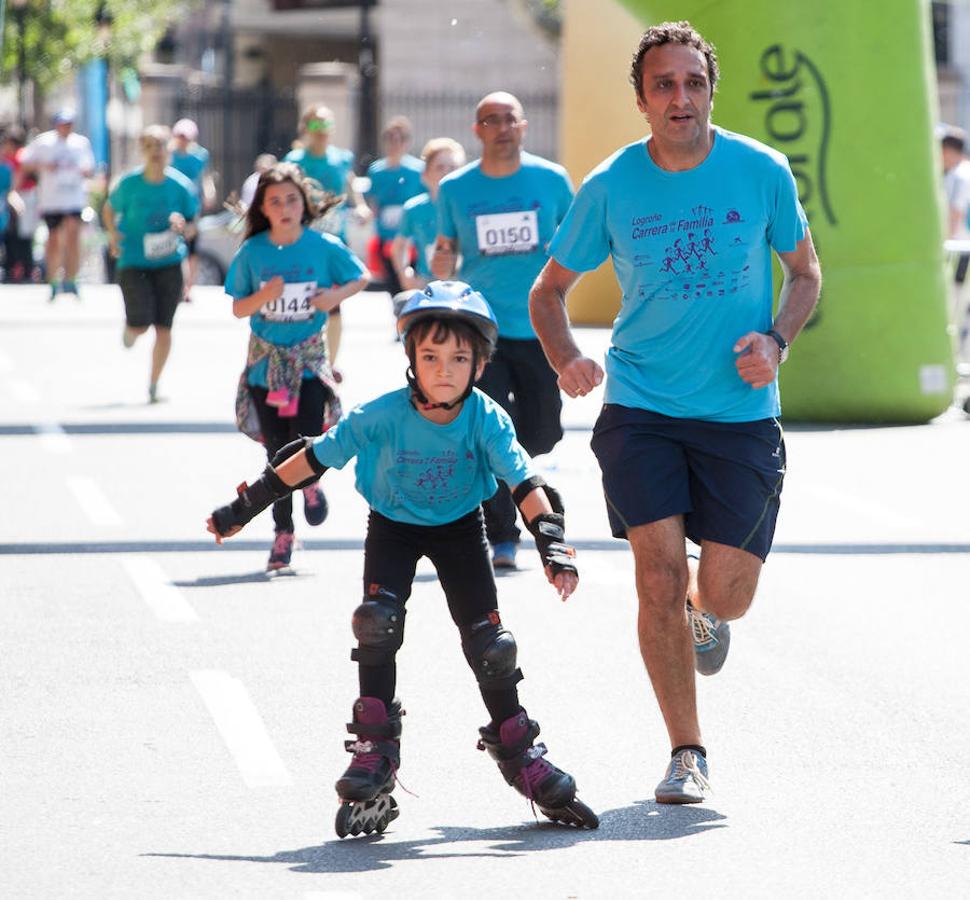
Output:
(734, 332), (779, 389)
(168, 212), (186, 233)
(430, 237), (457, 279)
(557, 356), (604, 398)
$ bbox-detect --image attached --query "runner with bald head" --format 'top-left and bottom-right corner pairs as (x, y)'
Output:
(432, 92), (574, 571)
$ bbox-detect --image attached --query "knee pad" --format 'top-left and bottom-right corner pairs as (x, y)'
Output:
(350, 586), (405, 666)
(461, 611), (522, 690)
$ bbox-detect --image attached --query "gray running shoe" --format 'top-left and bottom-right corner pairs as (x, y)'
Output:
(654, 749), (711, 804)
(688, 600), (731, 676)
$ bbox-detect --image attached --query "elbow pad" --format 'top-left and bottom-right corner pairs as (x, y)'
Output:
(271, 435), (328, 489)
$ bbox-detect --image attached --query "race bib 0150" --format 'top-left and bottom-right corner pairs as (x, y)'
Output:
(475, 210), (539, 256)
(259, 281), (318, 322)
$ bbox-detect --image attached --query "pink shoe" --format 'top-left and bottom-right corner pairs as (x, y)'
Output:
(266, 530), (294, 570)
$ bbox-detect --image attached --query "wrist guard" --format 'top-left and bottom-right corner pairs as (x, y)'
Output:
(526, 512), (577, 578)
(211, 465), (289, 536)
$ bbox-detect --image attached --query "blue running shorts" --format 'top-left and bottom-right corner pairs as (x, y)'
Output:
(590, 404), (786, 560)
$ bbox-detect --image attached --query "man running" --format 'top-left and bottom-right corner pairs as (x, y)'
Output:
(433, 91), (574, 570)
(20, 109), (94, 299)
(530, 21), (821, 803)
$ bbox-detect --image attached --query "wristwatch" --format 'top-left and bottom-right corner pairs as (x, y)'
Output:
(765, 329), (790, 364)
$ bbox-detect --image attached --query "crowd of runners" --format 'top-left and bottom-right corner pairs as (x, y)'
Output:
(8, 21), (823, 839)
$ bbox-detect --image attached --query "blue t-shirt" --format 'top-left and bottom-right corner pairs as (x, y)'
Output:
(108, 167), (198, 270)
(550, 127), (807, 422)
(170, 145), (209, 198)
(437, 153), (574, 339)
(365, 155), (425, 240)
(224, 228), (367, 387)
(398, 192), (437, 277)
(0, 161), (12, 233)
(284, 145), (354, 196)
(311, 387), (534, 526)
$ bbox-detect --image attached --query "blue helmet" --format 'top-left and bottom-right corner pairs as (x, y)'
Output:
(395, 280), (498, 350)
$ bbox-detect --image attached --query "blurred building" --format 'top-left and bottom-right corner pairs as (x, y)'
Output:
(135, 0), (560, 201)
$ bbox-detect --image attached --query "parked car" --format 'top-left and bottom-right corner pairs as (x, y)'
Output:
(193, 209), (244, 286)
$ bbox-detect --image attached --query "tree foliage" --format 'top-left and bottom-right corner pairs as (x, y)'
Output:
(2, 0), (191, 94)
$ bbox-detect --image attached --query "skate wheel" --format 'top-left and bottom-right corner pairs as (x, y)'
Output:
(334, 794), (398, 839)
(540, 797), (599, 830)
(335, 802), (353, 839)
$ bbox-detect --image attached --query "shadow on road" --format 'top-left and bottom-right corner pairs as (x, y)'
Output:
(144, 801), (726, 874)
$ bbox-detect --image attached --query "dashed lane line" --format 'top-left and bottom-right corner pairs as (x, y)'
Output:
(190, 670), (294, 789)
(66, 476), (124, 527)
(34, 421), (72, 454)
(122, 556), (199, 622)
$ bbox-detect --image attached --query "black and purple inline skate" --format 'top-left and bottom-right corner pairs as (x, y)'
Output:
(477, 709), (599, 829)
(334, 697), (404, 838)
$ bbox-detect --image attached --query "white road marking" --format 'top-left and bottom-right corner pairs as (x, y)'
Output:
(303, 893), (362, 900)
(66, 476), (123, 526)
(34, 421), (71, 454)
(122, 557), (198, 622)
(7, 378), (41, 405)
(803, 483), (918, 531)
(190, 670), (293, 789)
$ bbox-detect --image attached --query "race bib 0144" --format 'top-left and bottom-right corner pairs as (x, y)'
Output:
(475, 210), (539, 256)
(259, 281), (318, 322)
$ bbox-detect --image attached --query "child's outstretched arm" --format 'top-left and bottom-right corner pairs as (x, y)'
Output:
(511, 477), (578, 602)
(206, 437), (328, 542)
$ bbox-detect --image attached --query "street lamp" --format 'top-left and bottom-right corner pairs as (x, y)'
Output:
(10, 0), (29, 129)
(94, 2), (113, 180)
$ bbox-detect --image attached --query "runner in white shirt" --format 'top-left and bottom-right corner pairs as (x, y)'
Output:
(20, 109), (94, 300)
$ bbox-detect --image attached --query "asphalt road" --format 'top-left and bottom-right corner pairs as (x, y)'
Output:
(1, 283), (969, 898)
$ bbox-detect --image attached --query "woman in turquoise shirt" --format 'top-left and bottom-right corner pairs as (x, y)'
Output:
(103, 125), (198, 403)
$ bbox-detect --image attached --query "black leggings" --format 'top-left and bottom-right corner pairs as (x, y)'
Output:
(250, 379), (329, 532)
(359, 508), (521, 725)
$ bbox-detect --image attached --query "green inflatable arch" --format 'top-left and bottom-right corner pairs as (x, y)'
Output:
(602, 0), (955, 421)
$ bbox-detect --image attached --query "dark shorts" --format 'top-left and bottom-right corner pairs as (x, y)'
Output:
(43, 211), (83, 231)
(185, 234), (198, 256)
(590, 404), (786, 561)
(118, 264), (184, 328)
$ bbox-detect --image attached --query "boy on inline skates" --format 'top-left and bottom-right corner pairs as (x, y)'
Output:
(206, 280), (598, 837)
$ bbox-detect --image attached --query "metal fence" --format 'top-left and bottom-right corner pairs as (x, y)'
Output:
(173, 84), (559, 202)
(175, 83), (300, 201)
(379, 90), (559, 165)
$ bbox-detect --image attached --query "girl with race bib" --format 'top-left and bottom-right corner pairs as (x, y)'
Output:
(103, 125), (198, 403)
(225, 162), (369, 570)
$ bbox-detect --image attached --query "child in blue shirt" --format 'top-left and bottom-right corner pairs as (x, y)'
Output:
(224, 162), (369, 570)
(390, 137), (466, 301)
(206, 281), (597, 837)
(364, 116), (425, 296)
